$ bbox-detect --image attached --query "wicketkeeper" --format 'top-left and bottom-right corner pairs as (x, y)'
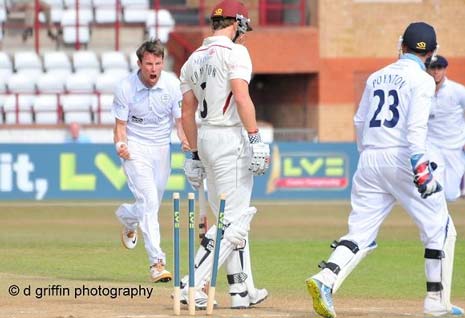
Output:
(305, 22), (464, 318)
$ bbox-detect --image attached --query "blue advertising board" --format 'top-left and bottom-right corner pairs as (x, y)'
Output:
(0, 143), (359, 200)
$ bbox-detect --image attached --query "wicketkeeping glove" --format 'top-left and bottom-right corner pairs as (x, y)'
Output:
(248, 131), (270, 176)
(410, 154), (443, 199)
(184, 151), (205, 189)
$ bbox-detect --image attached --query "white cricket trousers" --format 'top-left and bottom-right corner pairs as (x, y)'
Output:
(434, 147), (465, 202)
(198, 125), (253, 224)
(115, 141), (171, 266)
(341, 147), (449, 251)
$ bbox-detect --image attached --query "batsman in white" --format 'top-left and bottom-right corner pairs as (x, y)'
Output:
(305, 22), (464, 318)
(425, 55), (465, 202)
(180, 0), (270, 310)
(112, 39), (189, 283)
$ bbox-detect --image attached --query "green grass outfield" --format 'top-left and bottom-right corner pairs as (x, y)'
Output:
(0, 199), (464, 315)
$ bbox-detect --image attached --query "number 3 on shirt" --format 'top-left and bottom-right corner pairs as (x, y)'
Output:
(200, 82), (208, 118)
(369, 89), (399, 128)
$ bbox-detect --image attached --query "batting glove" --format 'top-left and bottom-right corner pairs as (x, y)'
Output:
(410, 154), (443, 199)
(224, 223), (247, 246)
(248, 131), (270, 176)
(184, 151), (205, 189)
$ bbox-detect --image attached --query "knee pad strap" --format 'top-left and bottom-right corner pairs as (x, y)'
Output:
(227, 272), (248, 284)
(331, 239), (360, 253)
(427, 282), (443, 292)
(318, 261), (341, 275)
(425, 248), (445, 259)
(200, 236), (214, 251)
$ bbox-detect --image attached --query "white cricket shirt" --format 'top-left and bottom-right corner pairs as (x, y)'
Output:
(354, 54), (435, 156)
(112, 70), (182, 146)
(427, 77), (465, 149)
(179, 35), (252, 127)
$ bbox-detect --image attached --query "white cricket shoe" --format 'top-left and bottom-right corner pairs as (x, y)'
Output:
(424, 293), (464, 316)
(150, 261), (172, 283)
(121, 228), (137, 249)
(180, 288), (218, 310)
(450, 306), (465, 316)
(231, 288), (269, 309)
(306, 277), (336, 318)
(231, 291), (249, 309)
(250, 288), (269, 306)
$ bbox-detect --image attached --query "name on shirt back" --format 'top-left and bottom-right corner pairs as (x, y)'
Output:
(372, 74), (406, 90)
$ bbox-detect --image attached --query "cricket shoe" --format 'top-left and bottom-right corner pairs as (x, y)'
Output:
(424, 305), (464, 317)
(250, 288), (269, 306)
(448, 306), (465, 317)
(424, 294), (464, 317)
(121, 228), (137, 249)
(150, 261), (172, 283)
(231, 288), (269, 309)
(231, 291), (249, 309)
(306, 277), (336, 318)
(180, 287), (218, 310)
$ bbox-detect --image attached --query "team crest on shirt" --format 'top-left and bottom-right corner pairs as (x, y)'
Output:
(161, 94), (170, 104)
(131, 115), (143, 124)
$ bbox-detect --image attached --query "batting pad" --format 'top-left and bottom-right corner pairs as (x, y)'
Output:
(187, 207), (258, 289)
(441, 216), (457, 311)
(332, 241), (378, 294)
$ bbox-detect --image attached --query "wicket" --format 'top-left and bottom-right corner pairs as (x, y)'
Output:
(206, 194), (226, 315)
(172, 192), (226, 316)
(172, 192), (181, 316)
(173, 192), (196, 316)
(188, 193), (196, 316)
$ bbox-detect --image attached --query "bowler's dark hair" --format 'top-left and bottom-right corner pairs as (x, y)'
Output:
(211, 17), (236, 31)
(136, 39), (165, 61)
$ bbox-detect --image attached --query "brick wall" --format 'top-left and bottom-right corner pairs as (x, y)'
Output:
(246, 27), (319, 73)
(317, 103), (355, 142)
(319, 0), (465, 58)
(187, 0), (259, 23)
(168, 26), (319, 74)
(169, 0), (465, 142)
(317, 0), (465, 141)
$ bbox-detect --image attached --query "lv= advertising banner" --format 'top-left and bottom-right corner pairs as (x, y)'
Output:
(0, 143), (358, 200)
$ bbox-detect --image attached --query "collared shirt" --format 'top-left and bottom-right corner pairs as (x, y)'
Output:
(428, 77), (465, 149)
(112, 70), (182, 146)
(179, 35), (252, 127)
(401, 53), (426, 71)
(354, 57), (435, 156)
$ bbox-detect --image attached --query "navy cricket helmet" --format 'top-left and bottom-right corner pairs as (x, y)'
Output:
(425, 55), (448, 68)
(402, 22), (437, 53)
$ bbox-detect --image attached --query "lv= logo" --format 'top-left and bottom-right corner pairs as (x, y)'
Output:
(60, 153), (126, 191)
(266, 145), (348, 193)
